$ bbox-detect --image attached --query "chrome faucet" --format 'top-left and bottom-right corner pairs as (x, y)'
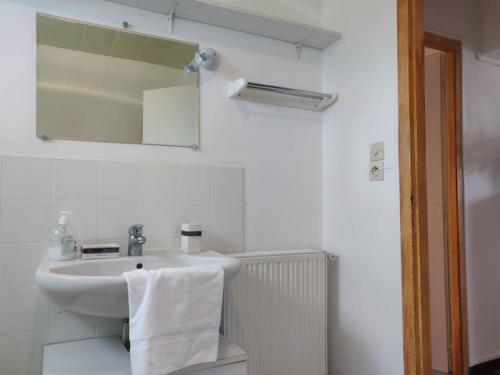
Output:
(128, 224), (146, 256)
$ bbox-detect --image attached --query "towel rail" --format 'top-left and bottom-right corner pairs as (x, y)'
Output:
(246, 82), (333, 101)
(227, 78), (337, 111)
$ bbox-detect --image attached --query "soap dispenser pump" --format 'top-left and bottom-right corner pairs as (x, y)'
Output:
(48, 211), (77, 261)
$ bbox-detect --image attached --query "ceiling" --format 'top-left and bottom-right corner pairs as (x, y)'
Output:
(36, 14), (198, 70)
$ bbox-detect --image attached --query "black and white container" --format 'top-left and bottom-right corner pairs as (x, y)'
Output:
(81, 243), (120, 260)
(181, 223), (202, 254)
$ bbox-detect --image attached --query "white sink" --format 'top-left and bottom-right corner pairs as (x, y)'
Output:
(36, 250), (241, 318)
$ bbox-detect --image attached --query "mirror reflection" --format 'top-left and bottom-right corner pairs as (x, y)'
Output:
(36, 14), (200, 147)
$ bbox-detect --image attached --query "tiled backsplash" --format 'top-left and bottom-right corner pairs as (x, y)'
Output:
(0, 155), (243, 375)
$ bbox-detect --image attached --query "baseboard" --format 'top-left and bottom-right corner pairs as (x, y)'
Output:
(470, 357), (500, 374)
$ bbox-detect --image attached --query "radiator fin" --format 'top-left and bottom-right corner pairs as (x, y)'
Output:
(224, 251), (327, 375)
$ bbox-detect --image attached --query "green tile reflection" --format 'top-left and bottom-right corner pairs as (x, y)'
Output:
(81, 25), (117, 55)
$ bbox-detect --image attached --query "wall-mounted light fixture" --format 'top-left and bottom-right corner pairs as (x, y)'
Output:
(184, 48), (219, 76)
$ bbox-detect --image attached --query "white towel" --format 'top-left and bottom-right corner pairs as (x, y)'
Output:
(123, 266), (224, 375)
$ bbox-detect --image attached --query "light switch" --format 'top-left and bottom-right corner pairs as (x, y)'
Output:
(370, 142), (384, 161)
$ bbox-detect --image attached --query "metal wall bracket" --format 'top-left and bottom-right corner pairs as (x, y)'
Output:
(294, 36), (311, 60)
(296, 42), (303, 60)
(326, 253), (337, 263)
(121, 318), (130, 351)
(166, 1), (177, 34)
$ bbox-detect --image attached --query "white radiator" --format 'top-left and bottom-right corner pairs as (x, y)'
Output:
(223, 249), (328, 375)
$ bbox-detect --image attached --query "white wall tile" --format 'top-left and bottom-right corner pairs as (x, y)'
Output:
(0, 288), (50, 335)
(114, 240), (128, 257)
(207, 236), (243, 254)
(0, 199), (51, 243)
(0, 154), (245, 350)
(0, 243), (46, 288)
(212, 201), (243, 237)
(180, 201), (211, 235)
(143, 237), (178, 252)
(139, 162), (177, 200)
(54, 159), (98, 200)
(53, 200), (98, 241)
(179, 165), (210, 201)
(49, 307), (96, 343)
(98, 200), (138, 240)
(139, 200), (178, 238)
(99, 161), (138, 200)
(1, 156), (52, 199)
(211, 167), (243, 201)
(0, 330), (48, 375)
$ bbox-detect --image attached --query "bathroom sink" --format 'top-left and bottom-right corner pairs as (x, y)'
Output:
(36, 250), (241, 318)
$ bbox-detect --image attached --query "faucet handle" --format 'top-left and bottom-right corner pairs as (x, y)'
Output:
(129, 224), (144, 237)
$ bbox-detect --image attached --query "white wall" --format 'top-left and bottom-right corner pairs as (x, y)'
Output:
(426, 0), (500, 365)
(478, 0), (500, 62)
(321, 0), (403, 374)
(198, 0), (322, 27)
(0, 0), (323, 253)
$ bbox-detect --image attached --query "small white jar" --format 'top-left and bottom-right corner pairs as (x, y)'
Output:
(181, 223), (202, 254)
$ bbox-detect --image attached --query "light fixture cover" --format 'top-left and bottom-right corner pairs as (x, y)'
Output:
(184, 48), (218, 76)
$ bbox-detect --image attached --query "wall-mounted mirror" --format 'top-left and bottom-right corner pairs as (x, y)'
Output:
(36, 14), (200, 147)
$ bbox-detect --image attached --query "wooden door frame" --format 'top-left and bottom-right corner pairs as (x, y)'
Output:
(398, 1), (468, 374)
(398, 1), (430, 374)
(424, 32), (468, 375)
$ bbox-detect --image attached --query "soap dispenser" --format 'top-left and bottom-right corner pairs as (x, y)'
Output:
(48, 211), (77, 261)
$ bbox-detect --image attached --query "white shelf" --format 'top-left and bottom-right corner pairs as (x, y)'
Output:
(227, 78), (338, 112)
(107, 0), (342, 49)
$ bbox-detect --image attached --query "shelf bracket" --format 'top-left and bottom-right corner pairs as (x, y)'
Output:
(295, 36), (311, 60)
(166, 1), (177, 34)
(296, 42), (303, 60)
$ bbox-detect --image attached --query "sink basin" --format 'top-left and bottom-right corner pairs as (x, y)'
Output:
(36, 250), (241, 318)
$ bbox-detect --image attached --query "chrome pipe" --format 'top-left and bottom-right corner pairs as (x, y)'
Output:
(246, 82), (333, 101)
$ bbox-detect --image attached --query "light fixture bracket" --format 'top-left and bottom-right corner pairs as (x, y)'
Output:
(184, 48), (219, 76)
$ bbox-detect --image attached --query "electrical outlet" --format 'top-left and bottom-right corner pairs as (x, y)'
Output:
(370, 142), (385, 161)
(369, 161), (384, 181)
